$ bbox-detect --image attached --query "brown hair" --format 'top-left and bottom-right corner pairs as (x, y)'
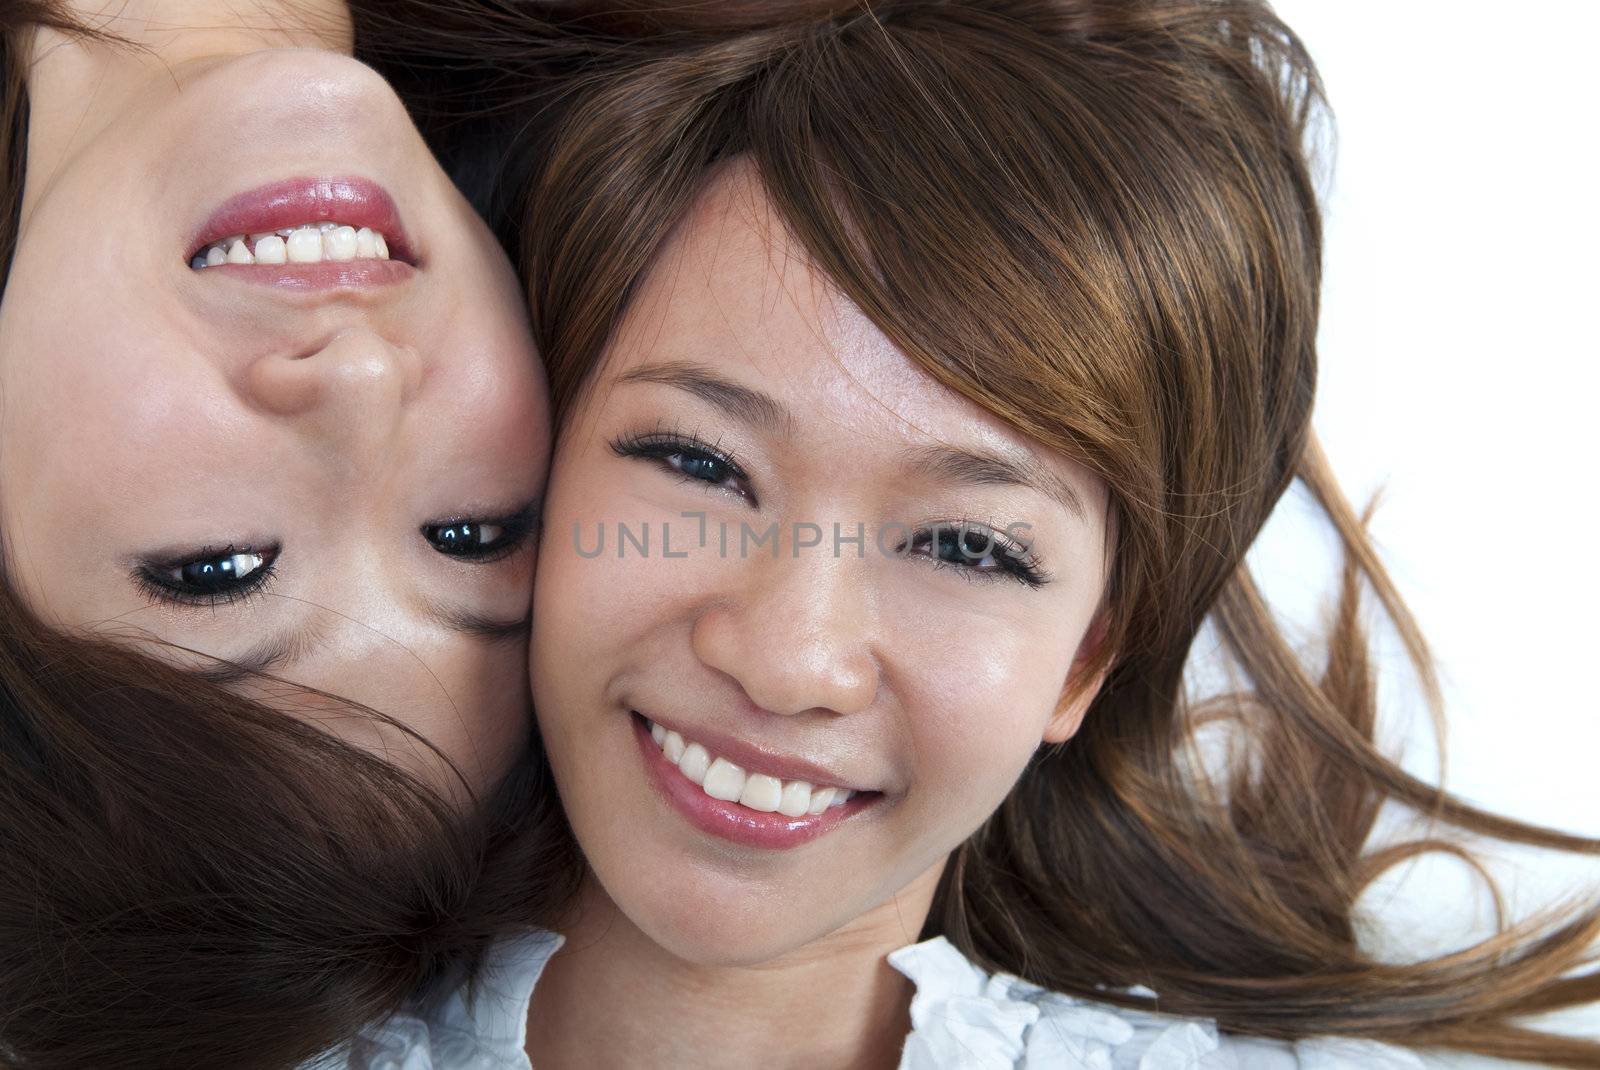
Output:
(0, 6), (577, 1067)
(475, 0), (1600, 1063)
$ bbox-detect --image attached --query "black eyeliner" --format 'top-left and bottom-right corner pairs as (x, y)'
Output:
(131, 544), (280, 609)
(610, 426), (755, 504)
(610, 429), (749, 481)
(910, 522), (1051, 588)
(422, 498), (542, 563)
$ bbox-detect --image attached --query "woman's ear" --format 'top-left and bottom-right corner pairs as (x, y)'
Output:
(1043, 613), (1112, 745)
(1042, 669), (1108, 744)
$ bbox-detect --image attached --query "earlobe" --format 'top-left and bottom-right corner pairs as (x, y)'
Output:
(1042, 670), (1106, 744)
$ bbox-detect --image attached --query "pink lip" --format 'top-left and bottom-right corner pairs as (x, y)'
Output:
(632, 714), (876, 850)
(188, 176), (417, 288)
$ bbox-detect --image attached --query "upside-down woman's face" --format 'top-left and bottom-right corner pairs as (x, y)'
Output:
(532, 164), (1113, 964)
(0, 48), (549, 793)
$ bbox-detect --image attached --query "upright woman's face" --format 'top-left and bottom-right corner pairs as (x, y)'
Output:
(532, 165), (1112, 965)
(0, 49), (549, 792)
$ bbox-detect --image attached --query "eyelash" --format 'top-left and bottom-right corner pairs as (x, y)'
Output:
(904, 522), (1049, 588)
(421, 501), (542, 564)
(610, 428), (754, 503)
(134, 504), (540, 609)
(133, 545), (281, 609)
(609, 428), (1049, 588)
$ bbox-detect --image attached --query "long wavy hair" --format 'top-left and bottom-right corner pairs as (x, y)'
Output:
(0, 5), (578, 1067)
(431, 0), (1599, 1063)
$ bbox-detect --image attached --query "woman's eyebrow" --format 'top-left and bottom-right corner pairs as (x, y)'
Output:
(615, 360), (1089, 521)
(900, 442), (1089, 523)
(192, 607), (529, 686)
(192, 628), (314, 684)
(427, 604), (533, 646)
(617, 360), (792, 431)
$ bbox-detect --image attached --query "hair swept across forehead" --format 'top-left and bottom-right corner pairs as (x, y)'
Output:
(515, 1), (1600, 1063)
(527, 0), (1325, 695)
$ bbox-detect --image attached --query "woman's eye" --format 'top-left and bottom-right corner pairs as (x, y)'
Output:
(135, 547), (278, 607)
(610, 432), (753, 502)
(673, 452), (732, 484)
(425, 521), (504, 556)
(907, 524), (1047, 587)
(422, 505), (537, 563)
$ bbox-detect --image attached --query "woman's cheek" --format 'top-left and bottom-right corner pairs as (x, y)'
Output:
(923, 701), (1048, 811)
(896, 632), (1068, 832)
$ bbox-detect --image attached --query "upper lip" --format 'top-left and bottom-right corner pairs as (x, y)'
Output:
(640, 711), (877, 793)
(188, 175), (417, 263)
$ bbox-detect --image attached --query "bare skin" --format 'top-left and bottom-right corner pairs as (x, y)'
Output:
(526, 163), (1111, 1068)
(2, 0), (550, 794)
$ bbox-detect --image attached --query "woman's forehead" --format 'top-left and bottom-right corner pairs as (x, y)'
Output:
(580, 163), (1107, 532)
(607, 167), (993, 437)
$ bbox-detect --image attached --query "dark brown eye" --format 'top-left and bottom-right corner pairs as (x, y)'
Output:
(134, 546), (279, 607)
(424, 520), (507, 556)
(421, 502), (539, 563)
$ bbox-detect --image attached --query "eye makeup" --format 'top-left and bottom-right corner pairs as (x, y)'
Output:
(610, 427), (755, 504)
(133, 545), (280, 608)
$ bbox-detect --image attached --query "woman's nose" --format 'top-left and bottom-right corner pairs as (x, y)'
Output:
(690, 550), (881, 718)
(243, 327), (422, 448)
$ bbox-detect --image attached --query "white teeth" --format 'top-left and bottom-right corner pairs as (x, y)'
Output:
(702, 757), (746, 802)
(663, 730), (686, 764)
(286, 228), (322, 263)
(778, 780), (813, 817)
(739, 773), (783, 812)
(190, 223), (395, 269)
(808, 788), (855, 814)
(679, 743), (710, 785)
(254, 235), (287, 264)
(645, 719), (859, 817)
(324, 225), (358, 261)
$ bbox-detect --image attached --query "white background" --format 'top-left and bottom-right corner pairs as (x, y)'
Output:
(1241, 0), (1599, 1045)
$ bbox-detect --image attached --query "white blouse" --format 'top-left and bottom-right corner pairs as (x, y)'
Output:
(310, 930), (1508, 1069)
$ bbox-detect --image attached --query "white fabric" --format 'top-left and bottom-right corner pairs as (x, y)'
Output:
(888, 937), (1428, 1069)
(307, 930), (564, 1070)
(308, 930), (1501, 1069)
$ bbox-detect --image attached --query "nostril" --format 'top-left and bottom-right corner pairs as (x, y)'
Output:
(242, 329), (420, 418)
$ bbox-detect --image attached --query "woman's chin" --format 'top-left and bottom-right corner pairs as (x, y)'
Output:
(611, 879), (846, 968)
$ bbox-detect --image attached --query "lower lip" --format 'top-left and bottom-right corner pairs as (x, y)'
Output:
(631, 714), (875, 850)
(199, 259), (414, 290)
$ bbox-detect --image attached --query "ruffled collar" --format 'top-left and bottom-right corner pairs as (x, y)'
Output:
(329, 929), (1433, 1069)
(333, 929), (565, 1070)
(888, 936), (1428, 1070)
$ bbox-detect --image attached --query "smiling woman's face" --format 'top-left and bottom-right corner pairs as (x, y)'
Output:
(0, 48), (549, 793)
(531, 165), (1113, 965)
